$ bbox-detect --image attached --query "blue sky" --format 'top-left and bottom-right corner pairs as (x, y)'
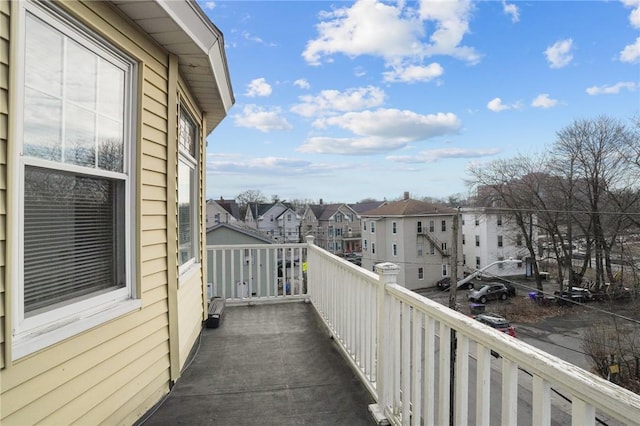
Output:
(199, 0), (640, 204)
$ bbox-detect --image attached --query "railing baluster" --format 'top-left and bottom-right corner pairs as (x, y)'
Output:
(401, 303), (411, 425)
(411, 309), (423, 426)
(438, 322), (451, 426)
(423, 317), (435, 426)
(476, 345), (491, 426)
(532, 375), (551, 426)
(455, 334), (469, 426)
(502, 358), (518, 426)
(571, 398), (595, 426)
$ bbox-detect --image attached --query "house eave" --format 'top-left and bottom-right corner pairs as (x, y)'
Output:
(112, 0), (234, 135)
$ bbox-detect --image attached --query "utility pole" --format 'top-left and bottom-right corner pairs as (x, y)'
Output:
(448, 207), (460, 425)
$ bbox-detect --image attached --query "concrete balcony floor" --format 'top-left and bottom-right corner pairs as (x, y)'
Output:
(141, 302), (376, 425)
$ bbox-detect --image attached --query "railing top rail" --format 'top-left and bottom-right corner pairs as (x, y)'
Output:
(206, 243), (308, 250)
(386, 283), (640, 424)
(307, 243), (380, 281)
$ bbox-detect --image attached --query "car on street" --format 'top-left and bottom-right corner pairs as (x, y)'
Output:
(474, 312), (516, 337)
(468, 283), (511, 304)
(554, 287), (593, 305)
(436, 277), (474, 291)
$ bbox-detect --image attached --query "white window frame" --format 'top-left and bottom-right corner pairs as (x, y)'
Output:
(178, 105), (200, 276)
(392, 243), (397, 256)
(442, 264), (448, 277)
(12, 1), (139, 358)
(392, 221), (397, 234)
(418, 267), (424, 280)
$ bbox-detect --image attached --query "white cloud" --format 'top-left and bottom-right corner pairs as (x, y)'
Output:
(302, 0), (480, 80)
(291, 86), (386, 117)
(382, 62), (444, 83)
(502, 0), (519, 23)
(531, 93), (559, 109)
(293, 79), (310, 89)
(245, 78), (272, 97)
(586, 81), (638, 95)
(487, 98), (507, 111)
(387, 147), (501, 163)
(203, 2), (216, 10)
(620, 36), (640, 63)
(622, 0), (640, 28)
(299, 108), (461, 154)
(233, 105), (292, 132)
(544, 39), (574, 69)
(207, 153), (349, 176)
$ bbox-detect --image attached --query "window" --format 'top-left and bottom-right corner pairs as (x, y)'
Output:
(336, 228), (342, 236)
(417, 243), (424, 257)
(287, 214), (291, 221)
(372, 243), (376, 254)
(441, 220), (446, 232)
(429, 220), (435, 232)
(392, 243), (397, 256)
(392, 221), (397, 234)
(476, 256), (481, 269)
(463, 254), (466, 266)
(462, 234), (466, 245)
(498, 256), (504, 269)
(475, 235), (480, 247)
(441, 242), (447, 252)
(363, 222), (367, 231)
(417, 221), (422, 233)
(418, 267), (424, 280)
(371, 221), (375, 233)
(178, 107), (199, 270)
(498, 235), (503, 248)
(335, 213), (343, 223)
(497, 214), (503, 226)
(475, 216), (479, 226)
(328, 226), (334, 237)
(364, 240), (368, 250)
(14, 2), (137, 355)
(442, 264), (448, 277)
(516, 235), (523, 246)
(430, 243), (435, 255)
(214, 213), (221, 224)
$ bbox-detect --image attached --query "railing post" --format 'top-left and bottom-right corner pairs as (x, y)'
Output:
(370, 262), (400, 424)
(304, 236), (314, 299)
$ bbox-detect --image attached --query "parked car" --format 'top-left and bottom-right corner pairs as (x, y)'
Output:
(554, 287), (593, 305)
(468, 283), (510, 304)
(474, 312), (516, 337)
(437, 277), (474, 291)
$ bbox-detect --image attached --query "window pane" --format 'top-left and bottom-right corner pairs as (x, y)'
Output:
(179, 111), (196, 156)
(98, 116), (123, 172)
(99, 59), (125, 120)
(178, 160), (195, 265)
(66, 38), (97, 110)
(24, 166), (124, 315)
(24, 88), (62, 161)
(26, 14), (63, 97)
(65, 103), (96, 167)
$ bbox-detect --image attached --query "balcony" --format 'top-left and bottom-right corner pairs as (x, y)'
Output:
(144, 238), (640, 425)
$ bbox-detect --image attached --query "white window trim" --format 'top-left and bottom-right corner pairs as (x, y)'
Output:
(12, 1), (139, 358)
(178, 105), (200, 277)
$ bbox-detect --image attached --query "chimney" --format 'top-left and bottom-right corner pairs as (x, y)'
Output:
(319, 198), (323, 205)
(403, 191), (410, 200)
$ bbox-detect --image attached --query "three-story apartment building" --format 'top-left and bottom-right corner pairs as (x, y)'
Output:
(301, 202), (360, 254)
(462, 208), (534, 277)
(360, 193), (462, 290)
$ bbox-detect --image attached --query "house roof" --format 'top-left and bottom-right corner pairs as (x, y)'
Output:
(362, 198), (456, 217)
(349, 201), (385, 214)
(206, 222), (274, 243)
(216, 198), (240, 219)
(112, 0), (234, 134)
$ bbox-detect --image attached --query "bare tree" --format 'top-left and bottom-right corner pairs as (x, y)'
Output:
(467, 154), (548, 290)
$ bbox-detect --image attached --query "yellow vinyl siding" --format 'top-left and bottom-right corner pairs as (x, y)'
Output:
(1, 0), (216, 421)
(0, 0), (9, 370)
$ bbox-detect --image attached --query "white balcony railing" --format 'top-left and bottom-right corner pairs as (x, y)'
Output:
(206, 237), (640, 425)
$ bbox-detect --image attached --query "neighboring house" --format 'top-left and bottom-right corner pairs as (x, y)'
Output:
(244, 201), (300, 242)
(301, 202), (360, 254)
(462, 208), (534, 277)
(206, 198), (240, 227)
(360, 193), (462, 290)
(0, 1), (233, 424)
(206, 223), (274, 298)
